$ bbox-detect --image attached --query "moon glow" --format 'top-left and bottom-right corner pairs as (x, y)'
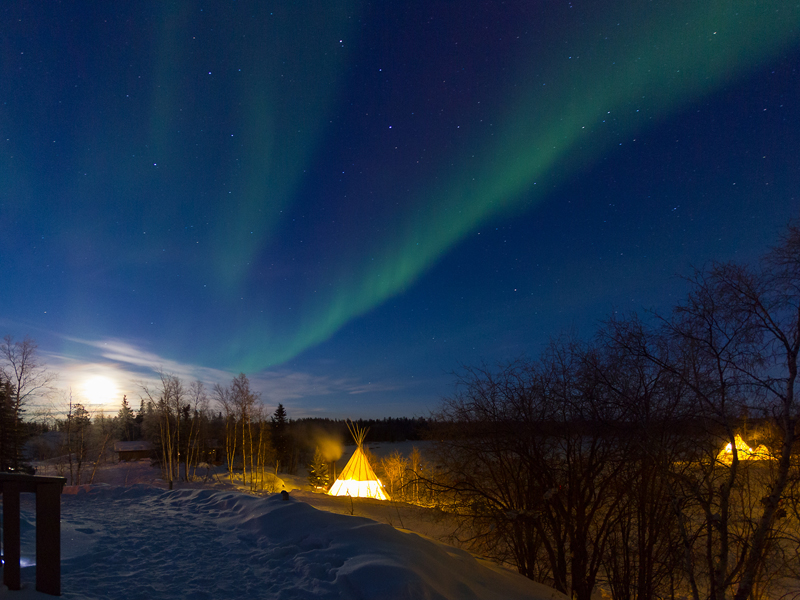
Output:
(82, 375), (119, 405)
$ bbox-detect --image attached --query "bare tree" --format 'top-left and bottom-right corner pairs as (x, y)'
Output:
(592, 325), (687, 600)
(231, 373), (258, 488)
(0, 335), (54, 469)
(87, 409), (114, 484)
(141, 372), (184, 489)
(184, 381), (209, 481)
(427, 340), (636, 600)
(253, 410), (275, 491)
(408, 446), (423, 504)
(381, 450), (408, 498)
(214, 374), (267, 490)
(605, 223), (800, 600)
(426, 222), (800, 600)
(213, 382), (238, 480)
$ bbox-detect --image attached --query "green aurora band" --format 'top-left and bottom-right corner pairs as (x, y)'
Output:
(149, 2), (356, 289)
(213, 2), (800, 370)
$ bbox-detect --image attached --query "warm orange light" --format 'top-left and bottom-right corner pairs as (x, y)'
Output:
(328, 478), (389, 500)
(327, 422), (391, 501)
(717, 434), (771, 464)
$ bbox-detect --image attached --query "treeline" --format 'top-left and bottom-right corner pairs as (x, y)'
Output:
(138, 378), (432, 489)
(130, 372), (300, 490)
(26, 370), (432, 489)
(26, 373), (297, 488)
(422, 222), (800, 600)
(291, 417), (431, 444)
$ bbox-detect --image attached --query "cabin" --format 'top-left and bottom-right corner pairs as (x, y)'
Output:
(114, 441), (154, 462)
(187, 439), (224, 465)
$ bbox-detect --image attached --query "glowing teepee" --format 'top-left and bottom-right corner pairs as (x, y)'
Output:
(717, 434), (771, 464)
(328, 422), (390, 500)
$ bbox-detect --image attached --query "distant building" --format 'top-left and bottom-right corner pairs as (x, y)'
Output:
(187, 439), (224, 465)
(114, 441), (154, 462)
(200, 439), (223, 465)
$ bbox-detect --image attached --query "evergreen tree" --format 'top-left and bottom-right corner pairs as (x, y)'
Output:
(117, 395), (135, 441)
(0, 376), (17, 470)
(271, 403), (289, 471)
(307, 447), (330, 489)
(66, 402), (92, 484)
(1, 335), (53, 470)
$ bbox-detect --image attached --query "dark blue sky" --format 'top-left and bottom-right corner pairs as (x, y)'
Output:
(2, 1), (799, 417)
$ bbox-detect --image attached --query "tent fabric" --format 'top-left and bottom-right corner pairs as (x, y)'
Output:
(717, 434), (771, 463)
(328, 425), (390, 501)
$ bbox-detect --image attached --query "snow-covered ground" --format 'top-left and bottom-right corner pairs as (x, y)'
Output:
(3, 462), (563, 600)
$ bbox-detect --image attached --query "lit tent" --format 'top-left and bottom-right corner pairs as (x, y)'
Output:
(328, 422), (390, 500)
(717, 434), (770, 464)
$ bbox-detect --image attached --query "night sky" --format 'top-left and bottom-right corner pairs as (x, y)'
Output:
(2, 1), (799, 417)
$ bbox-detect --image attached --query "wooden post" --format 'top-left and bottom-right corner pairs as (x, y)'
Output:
(3, 480), (21, 591)
(0, 474), (66, 596)
(36, 482), (62, 596)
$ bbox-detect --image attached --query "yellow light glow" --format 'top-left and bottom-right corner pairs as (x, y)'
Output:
(717, 434), (771, 464)
(81, 375), (119, 405)
(328, 478), (389, 500)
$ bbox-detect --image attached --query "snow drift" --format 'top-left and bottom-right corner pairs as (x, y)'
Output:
(7, 485), (563, 600)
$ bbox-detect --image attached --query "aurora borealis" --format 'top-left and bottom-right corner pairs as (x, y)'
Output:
(2, 1), (799, 416)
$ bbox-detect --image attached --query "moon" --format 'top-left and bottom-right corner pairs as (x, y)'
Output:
(82, 375), (119, 405)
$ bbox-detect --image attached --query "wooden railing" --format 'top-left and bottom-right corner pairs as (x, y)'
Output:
(0, 473), (67, 596)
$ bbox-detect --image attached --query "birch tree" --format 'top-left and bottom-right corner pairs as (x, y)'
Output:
(141, 372), (184, 489)
(215, 374), (263, 488)
(184, 381), (208, 481)
(214, 382), (238, 480)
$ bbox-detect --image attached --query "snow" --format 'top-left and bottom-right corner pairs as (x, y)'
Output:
(3, 482), (563, 600)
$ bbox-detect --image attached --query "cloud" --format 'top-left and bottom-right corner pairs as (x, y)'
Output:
(59, 336), (231, 382)
(249, 370), (401, 404)
(36, 336), (404, 418)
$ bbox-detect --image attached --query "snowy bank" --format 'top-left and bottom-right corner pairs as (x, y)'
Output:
(5, 485), (563, 600)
